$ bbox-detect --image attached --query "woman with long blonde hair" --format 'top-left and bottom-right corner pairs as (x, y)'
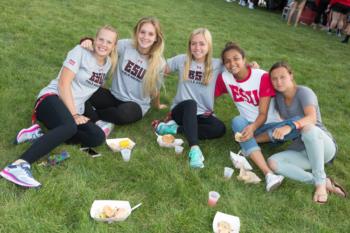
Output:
(1, 25), (118, 188)
(81, 17), (166, 135)
(155, 28), (226, 169)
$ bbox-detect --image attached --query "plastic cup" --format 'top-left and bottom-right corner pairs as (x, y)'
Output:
(121, 149), (131, 162)
(174, 145), (184, 154)
(224, 167), (234, 180)
(208, 191), (220, 207)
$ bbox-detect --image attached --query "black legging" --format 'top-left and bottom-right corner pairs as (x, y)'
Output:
(20, 95), (105, 164)
(84, 87), (142, 125)
(171, 100), (226, 146)
(314, 0), (329, 25)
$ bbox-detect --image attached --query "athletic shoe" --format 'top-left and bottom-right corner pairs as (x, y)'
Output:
(188, 147), (204, 169)
(225, 0), (232, 2)
(95, 120), (114, 138)
(265, 173), (284, 192)
(248, 2), (254, 9)
(14, 124), (43, 145)
(155, 120), (178, 135)
(336, 29), (342, 37)
(0, 162), (41, 188)
(239, 0), (246, 6)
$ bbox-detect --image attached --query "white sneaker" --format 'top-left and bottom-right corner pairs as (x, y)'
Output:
(226, 0), (232, 2)
(248, 2), (254, 9)
(265, 173), (284, 192)
(95, 120), (114, 138)
(239, 0), (246, 6)
(14, 124), (43, 144)
(0, 162), (41, 188)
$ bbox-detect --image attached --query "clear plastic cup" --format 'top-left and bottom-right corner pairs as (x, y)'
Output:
(174, 145), (184, 154)
(121, 149), (131, 162)
(208, 191), (220, 207)
(224, 167), (234, 180)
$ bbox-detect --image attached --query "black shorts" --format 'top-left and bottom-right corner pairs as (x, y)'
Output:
(331, 3), (350, 14)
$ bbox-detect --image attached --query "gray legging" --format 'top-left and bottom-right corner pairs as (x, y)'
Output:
(268, 125), (336, 185)
(20, 95), (105, 164)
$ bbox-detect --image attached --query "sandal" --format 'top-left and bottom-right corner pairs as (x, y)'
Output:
(327, 177), (348, 198)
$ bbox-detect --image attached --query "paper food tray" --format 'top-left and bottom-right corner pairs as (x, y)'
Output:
(230, 151), (253, 170)
(106, 138), (135, 152)
(90, 200), (132, 223)
(213, 211), (240, 233)
(157, 135), (183, 148)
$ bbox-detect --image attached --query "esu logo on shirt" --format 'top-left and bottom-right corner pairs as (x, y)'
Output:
(123, 60), (146, 81)
(87, 72), (106, 87)
(229, 85), (259, 106)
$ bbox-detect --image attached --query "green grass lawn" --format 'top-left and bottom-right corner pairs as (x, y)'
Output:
(1, 0), (349, 232)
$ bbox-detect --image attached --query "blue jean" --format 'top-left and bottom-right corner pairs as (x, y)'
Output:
(231, 115), (300, 156)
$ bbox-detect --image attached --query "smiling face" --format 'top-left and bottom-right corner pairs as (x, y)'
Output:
(94, 28), (117, 58)
(270, 66), (294, 92)
(190, 33), (209, 63)
(136, 22), (157, 53)
(223, 49), (246, 76)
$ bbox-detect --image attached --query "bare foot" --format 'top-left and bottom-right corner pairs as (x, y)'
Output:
(313, 184), (328, 204)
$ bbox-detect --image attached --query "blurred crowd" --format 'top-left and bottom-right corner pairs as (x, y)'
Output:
(225, 0), (350, 43)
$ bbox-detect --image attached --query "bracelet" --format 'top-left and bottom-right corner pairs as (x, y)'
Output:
(72, 114), (80, 118)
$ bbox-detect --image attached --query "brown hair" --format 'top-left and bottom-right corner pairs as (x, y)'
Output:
(269, 61), (293, 76)
(220, 41), (245, 63)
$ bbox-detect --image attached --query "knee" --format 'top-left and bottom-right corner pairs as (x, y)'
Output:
(182, 99), (197, 111)
(231, 116), (248, 133)
(215, 121), (226, 137)
(301, 124), (321, 142)
(64, 123), (78, 137)
(91, 132), (106, 147)
(117, 102), (142, 124)
(86, 129), (105, 147)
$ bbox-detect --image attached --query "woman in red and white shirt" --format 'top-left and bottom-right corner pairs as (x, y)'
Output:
(215, 42), (299, 192)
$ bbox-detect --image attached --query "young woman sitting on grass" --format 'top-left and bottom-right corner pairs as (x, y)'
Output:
(81, 17), (166, 135)
(215, 42), (300, 192)
(154, 28), (226, 169)
(0, 25), (118, 188)
(267, 61), (347, 204)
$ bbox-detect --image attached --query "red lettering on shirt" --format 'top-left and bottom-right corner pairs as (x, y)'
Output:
(229, 85), (259, 106)
(68, 59), (76, 66)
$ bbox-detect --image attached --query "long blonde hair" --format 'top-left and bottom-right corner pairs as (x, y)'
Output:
(133, 17), (165, 97)
(183, 28), (213, 85)
(95, 25), (118, 78)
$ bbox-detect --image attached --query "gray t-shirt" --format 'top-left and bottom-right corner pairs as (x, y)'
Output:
(38, 45), (111, 114)
(110, 39), (164, 116)
(167, 54), (223, 115)
(275, 85), (334, 151)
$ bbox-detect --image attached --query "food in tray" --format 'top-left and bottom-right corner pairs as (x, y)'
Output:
(217, 220), (233, 233)
(119, 139), (130, 149)
(99, 205), (128, 219)
(162, 134), (175, 144)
